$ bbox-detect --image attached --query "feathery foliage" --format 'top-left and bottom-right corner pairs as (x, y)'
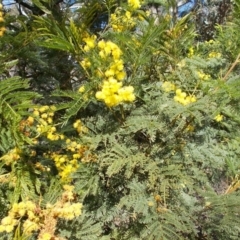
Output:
(0, 0), (240, 239)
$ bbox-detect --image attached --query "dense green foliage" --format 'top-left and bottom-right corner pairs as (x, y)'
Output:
(1, 0), (240, 239)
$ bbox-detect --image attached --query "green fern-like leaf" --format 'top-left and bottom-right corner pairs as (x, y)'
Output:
(0, 77), (40, 153)
(58, 211), (103, 240)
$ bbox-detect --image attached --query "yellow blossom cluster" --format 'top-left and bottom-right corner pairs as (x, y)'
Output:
(0, 200), (39, 234)
(0, 147), (21, 165)
(35, 162), (49, 172)
(79, 36), (135, 107)
(82, 34), (97, 52)
(17, 106), (95, 181)
(47, 138), (92, 181)
(128, 0), (142, 10)
(65, 139), (96, 164)
(46, 126), (65, 141)
(78, 85), (85, 93)
(110, 10), (137, 32)
(186, 124), (195, 132)
(98, 40), (123, 61)
(110, 0), (144, 32)
(208, 51), (221, 58)
(34, 105), (55, 122)
(214, 114), (223, 122)
(65, 138), (85, 152)
(174, 89), (196, 106)
(110, 0), (143, 33)
(0, 3), (6, 37)
(152, 194), (169, 214)
(131, 36), (141, 48)
(48, 201), (82, 220)
(38, 232), (52, 240)
(51, 153), (79, 182)
(0, 216), (17, 233)
(162, 81), (176, 92)
(80, 57), (91, 70)
(96, 80), (135, 107)
(0, 187), (82, 239)
(38, 185), (82, 239)
(19, 116), (36, 138)
(188, 46), (194, 57)
(205, 39), (215, 44)
(197, 70), (210, 80)
(46, 185), (82, 221)
(80, 40), (123, 72)
(95, 40), (135, 107)
(73, 119), (88, 134)
(33, 105), (64, 141)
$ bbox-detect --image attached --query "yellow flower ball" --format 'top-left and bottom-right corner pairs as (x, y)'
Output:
(128, 0), (141, 9)
(98, 40), (106, 49)
(33, 110), (39, 116)
(1, 216), (13, 226)
(41, 113), (48, 119)
(39, 232), (52, 240)
(115, 71), (126, 81)
(5, 224), (15, 233)
(78, 85), (85, 93)
(214, 114), (223, 122)
(162, 81), (176, 92)
(96, 91), (105, 100)
(27, 116), (34, 125)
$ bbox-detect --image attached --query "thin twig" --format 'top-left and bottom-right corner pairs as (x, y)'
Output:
(222, 53), (240, 81)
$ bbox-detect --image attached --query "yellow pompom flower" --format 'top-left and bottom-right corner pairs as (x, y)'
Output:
(39, 106), (49, 113)
(105, 69), (115, 77)
(110, 60), (124, 71)
(197, 70), (210, 80)
(174, 89), (196, 106)
(80, 58), (91, 69)
(162, 81), (176, 92)
(112, 47), (122, 60)
(128, 0), (141, 10)
(26, 116), (34, 125)
(98, 40), (106, 49)
(214, 114), (223, 122)
(1, 216), (13, 226)
(118, 86), (135, 102)
(73, 119), (88, 134)
(0, 225), (5, 232)
(99, 50), (106, 59)
(38, 232), (52, 240)
(125, 11), (132, 19)
(208, 51), (221, 58)
(96, 91), (105, 100)
(33, 110), (40, 116)
(4, 224), (15, 233)
(115, 71), (126, 81)
(78, 85), (85, 93)
(41, 113), (48, 119)
(83, 35), (97, 52)
(188, 46), (194, 57)
(104, 94), (121, 107)
(23, 219), (39, 234)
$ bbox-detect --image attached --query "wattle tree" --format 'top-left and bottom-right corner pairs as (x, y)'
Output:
(0, 1), (239, 240)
